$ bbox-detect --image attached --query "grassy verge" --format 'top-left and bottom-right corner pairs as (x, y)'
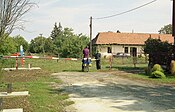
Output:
(0, 70), (73, 112)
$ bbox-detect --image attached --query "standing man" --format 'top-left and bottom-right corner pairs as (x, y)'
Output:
(82, 46), (89, 71)
(95, 50), (101, 70)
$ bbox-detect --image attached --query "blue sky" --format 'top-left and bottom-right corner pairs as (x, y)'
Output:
(11, 0), (172, 42)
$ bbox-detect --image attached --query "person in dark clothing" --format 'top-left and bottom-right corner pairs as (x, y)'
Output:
(95, 50), (101, 70)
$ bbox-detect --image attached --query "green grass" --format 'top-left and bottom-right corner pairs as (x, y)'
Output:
(26, 77), (73, 112)
(122, 73), (175, 84)
(1, 57), (175, 111)
(1, 71), (73, 112)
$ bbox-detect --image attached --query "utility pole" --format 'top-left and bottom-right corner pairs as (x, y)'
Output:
(173, 0), (175, 59)
(90, 16), (92, 57)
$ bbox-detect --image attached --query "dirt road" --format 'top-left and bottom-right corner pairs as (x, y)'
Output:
(52, 72), (175, 112)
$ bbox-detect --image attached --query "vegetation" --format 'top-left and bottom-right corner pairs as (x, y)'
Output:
(151, 64), (166, 79)
(1, 57), (175, 111)
(158, 24), (172, 34)
(152, 64), (164, 73)
(144, 38), (173, 72)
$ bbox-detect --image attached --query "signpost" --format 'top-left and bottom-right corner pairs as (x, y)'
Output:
(20, 45), (24, 68)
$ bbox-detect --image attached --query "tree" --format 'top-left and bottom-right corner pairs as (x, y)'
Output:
(44, 37), (56, 54)
(0, 36), (17, 55)
(0, 0), (35, 42)
(29, 36), (46, 53)
(144, 38), (173, 72)
(158, 24), (172, 34)
(13, 35), (29, 52)
(50, 22), (62, 41)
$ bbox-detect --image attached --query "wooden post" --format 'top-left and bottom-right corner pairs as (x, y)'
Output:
(7, 83), (12, 93)
(16, 57), (18, 70)
(133, 57), (137, 68)
(0, 98), (3, 111)
(90, 16), (92, 57)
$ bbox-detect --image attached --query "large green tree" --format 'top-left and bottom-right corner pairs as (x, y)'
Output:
(158, 24), (172, 34)
(44, 37), (56, 54)
(49, 23), (89, 58)
(29, 36), (46, 53)
(0, 36), (17, 55)
(13, 35), (29, 52)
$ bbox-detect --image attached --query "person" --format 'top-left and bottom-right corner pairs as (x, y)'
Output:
(82, 46), (89, 71)
(95, 50), (101, 70)
(83, 46), (89, 58)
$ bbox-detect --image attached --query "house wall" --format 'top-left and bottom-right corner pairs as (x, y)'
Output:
(97, 44), (144, 57)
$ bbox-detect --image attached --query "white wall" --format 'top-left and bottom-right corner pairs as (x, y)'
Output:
(97, 45), (144, 57)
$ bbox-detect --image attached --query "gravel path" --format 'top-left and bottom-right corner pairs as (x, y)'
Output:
(52, 72), (175, 112)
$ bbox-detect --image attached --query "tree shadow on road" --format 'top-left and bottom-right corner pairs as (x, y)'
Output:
(55, 83), (175, 112)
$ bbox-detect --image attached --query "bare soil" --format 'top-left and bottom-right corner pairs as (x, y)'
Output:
(53, 71), (175, 112)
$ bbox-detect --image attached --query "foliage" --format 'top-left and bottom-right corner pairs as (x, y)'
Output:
(170, 60), (175, 76)
(152, 64), (164, 73)
(28, 23), (89, 58)
(144, 38), (173, 71)
(0, 35), (29, 55)
(151, 71), (166, 79)
(13, 35), (29, 52)
(50, 22), (62, 41)
(29, 36), (46, 53)
(0, 36), (17, 55)
(44, 37), (56, 54)
(150, 64), (166, 79)
(158, 24), (172, 34)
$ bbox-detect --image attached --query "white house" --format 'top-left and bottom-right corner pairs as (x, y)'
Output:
(92, 32), (173, 57)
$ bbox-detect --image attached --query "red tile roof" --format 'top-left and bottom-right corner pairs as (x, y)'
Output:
(93, 32), (173, 45)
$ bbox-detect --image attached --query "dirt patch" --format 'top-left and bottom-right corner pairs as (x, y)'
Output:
(53, 72), (175, 112)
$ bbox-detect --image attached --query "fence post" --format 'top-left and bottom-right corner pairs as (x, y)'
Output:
(7, 83), (12, 93)
(133, 57), (137, 68)
(0, 98), (3, 111)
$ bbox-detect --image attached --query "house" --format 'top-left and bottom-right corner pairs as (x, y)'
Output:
(92, 32), (173, 57)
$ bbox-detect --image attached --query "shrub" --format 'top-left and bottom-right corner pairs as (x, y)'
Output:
(170, 60), (175, 75)
(152, 64), (164, 72)
(151, 70), (166, 79)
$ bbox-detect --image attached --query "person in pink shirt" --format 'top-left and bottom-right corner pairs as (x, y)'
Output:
(83, 46), (89, 58)
(82, 46), (89, 71)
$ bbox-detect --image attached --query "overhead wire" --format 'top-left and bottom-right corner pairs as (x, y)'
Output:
(93, 0), (158, 20)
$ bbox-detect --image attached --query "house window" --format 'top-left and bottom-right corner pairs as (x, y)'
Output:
(124, 47), (128, 53)
(107, 47), (112, 53)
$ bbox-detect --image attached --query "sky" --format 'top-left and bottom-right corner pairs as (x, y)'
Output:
(11, 0), (172, 42)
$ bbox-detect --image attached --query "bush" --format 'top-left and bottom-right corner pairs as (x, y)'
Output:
(151, 70), (166, 79)
(170, 60), (175, 75)
(152, 64), (164, 72)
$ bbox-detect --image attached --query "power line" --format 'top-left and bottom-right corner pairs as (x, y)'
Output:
(93, 0), (158, 20)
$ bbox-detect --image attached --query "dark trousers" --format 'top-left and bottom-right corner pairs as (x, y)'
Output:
(96, 60), (101, 70)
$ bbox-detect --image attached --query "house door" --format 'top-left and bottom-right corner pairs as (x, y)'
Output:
(130, 47), (137, 57)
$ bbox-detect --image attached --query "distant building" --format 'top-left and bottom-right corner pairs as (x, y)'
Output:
(92, 32), (173, 57)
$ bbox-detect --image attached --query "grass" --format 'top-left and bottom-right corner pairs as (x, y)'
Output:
(1, 57), (175, 111)
(0, 69), (73, 112)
